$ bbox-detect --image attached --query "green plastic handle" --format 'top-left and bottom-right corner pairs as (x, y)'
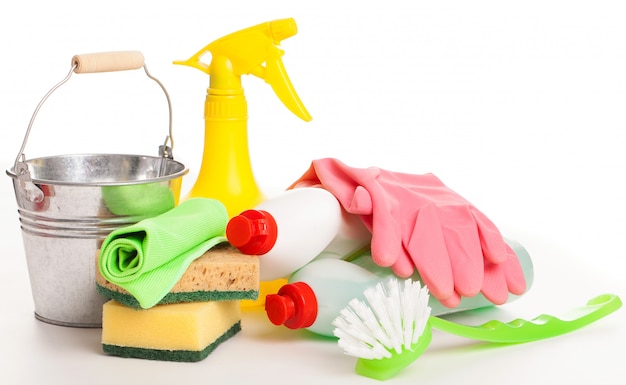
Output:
(351, 292), (621, 381)
(429, 294), (622, 343)
(355, 325), (432, 381)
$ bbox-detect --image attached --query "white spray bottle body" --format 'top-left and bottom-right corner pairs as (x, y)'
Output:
(226, 187), (372, 281)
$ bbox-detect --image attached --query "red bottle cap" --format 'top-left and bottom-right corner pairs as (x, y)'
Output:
(226, 209), (278, 255)
(265, 282), (318, 329)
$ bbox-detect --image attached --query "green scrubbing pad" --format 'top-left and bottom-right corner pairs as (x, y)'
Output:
(102, 321), (241, 362)
(96, 285), (258, 308)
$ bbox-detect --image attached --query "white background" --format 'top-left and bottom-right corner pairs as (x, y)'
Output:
(1, 1), (624, 384)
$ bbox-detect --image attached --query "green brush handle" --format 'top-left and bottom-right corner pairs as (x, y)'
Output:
(429, 294), (622, 343)
(355, 326), (433, 381)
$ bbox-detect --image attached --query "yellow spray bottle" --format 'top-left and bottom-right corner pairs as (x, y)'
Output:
(174, 18), (311, 218)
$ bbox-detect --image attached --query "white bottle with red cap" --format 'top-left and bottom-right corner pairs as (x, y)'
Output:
(226, 187), (372, 281)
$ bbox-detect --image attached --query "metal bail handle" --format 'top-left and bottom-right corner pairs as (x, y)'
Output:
(12, 51), (175, 202)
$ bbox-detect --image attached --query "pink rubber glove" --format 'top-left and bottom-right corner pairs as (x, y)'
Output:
(290, 158), (526, 307)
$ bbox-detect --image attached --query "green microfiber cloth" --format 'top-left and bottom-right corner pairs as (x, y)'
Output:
(98, 198), (228, 309)
(102, 321), (241, 362)
(101, 183), (176, 217)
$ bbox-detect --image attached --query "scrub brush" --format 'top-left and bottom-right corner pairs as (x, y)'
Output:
(333, 277), (622, 381)
(332, 278), (432, 381)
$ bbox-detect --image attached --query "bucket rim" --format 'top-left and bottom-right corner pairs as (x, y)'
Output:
(6, 153), (188, 186)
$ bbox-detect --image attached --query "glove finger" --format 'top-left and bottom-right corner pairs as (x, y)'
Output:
(369, 215), (403, 267)
(346, 185), (373, 215)
(390, 251), (415, 278)
(438, 290), (462, 309)
(471, 208), (508, 264)
(406, 203), (455, 301)
(503, 244), (527, 295)
(366, 182), (402, 267)
(480, 260), (509, 305)
(441, 206), (484, 297)
(367, 180), (404, 267)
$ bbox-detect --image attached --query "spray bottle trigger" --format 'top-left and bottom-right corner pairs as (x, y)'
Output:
(265, 52), (312, 122)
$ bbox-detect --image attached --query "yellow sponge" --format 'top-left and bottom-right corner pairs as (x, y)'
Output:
(102, 300), (241, 362)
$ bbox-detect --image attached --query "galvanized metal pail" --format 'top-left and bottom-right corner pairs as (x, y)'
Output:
(6, 52), (188, 327)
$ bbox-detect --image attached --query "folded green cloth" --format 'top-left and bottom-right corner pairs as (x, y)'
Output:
(101, 183), (175, 217)
(98, 198), (228, 309)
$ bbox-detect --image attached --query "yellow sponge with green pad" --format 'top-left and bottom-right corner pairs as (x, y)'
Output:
(102, 299), (241, 362)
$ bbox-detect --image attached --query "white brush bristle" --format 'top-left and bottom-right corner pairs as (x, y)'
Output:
(332, 278), (431, 360)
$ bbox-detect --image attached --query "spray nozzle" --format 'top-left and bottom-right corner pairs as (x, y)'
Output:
(174, 18), (311, 121)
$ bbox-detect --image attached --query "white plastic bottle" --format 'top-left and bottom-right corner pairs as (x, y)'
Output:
(225, 187), (372, 281)
(264, 239), (535, 337)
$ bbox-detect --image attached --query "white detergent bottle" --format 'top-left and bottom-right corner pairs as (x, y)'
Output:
(264, 239), (534, 337)
(226, 187), (372, 281)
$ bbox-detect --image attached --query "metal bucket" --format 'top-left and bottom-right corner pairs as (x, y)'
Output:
(6, 52), (188, 327)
